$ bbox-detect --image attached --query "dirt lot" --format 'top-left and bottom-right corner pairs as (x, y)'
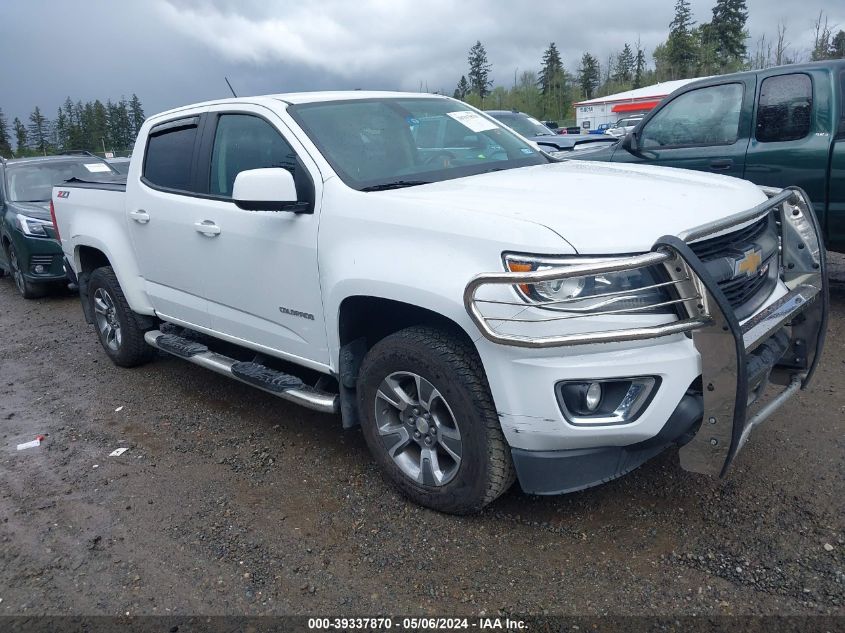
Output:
(0, 265), (843, 618)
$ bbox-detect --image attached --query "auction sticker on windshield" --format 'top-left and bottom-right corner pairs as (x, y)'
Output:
(84, 163), (111, 173)
(446, 111), (498, 133)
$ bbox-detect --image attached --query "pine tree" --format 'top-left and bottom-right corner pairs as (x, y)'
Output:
(577, 53), (601, 100)
(54, 107), (68, 150)
(709, 0), (748, 70)
(829, 30), (845, 59)
(28, 106), (51, 155)
(0, 107), (12, 158)
(538, 43), (563, 96)
(453, 75), (470, 99)
(79, 101), (94, 151)
(116, 99), (134, 149)
(613, 43), (635, 84)
(128, 93), (145, 136)
(91, 100), (109, 152)
(13, 117), (27, 153)
(63, 98), (84, 150)
(467, 41), (493, 99)
(633, 41), (647, 88)
(666, 0), (697, 78)
(697, 22), (720, 75)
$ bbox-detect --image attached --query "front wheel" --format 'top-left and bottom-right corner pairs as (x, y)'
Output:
(357, 326), (515, 514)
(6, 242), (47, 299)
(87, 267), (155, 367)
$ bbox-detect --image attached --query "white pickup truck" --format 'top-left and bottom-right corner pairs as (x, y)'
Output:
(51, 91), (828, 514)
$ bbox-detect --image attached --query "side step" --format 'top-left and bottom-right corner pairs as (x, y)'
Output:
(144, 329), (338, 414)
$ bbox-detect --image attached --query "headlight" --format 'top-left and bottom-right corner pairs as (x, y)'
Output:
(504, 253), (676, 314)
(16, 213), (51, 237)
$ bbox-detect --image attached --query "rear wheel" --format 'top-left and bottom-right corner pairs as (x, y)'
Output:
(357, 326), (515, 514)
(88, 267), (155, 367)
(6, 242), (47, 299)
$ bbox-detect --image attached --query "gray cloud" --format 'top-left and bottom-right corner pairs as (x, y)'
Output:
(1, 0), (843, 125)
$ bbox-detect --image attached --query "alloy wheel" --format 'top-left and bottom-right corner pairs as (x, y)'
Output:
(374, 371), (463, 487)
(93, 288), (122, 351)
(9, 248), (25, 296)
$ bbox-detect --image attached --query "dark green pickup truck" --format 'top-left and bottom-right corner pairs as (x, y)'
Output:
(577, 61), (845, 251)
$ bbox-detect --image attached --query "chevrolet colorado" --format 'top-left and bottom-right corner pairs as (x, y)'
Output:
(51, 92), (828, 514)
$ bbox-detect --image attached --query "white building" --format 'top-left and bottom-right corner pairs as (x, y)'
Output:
(574, 78), (702, 131)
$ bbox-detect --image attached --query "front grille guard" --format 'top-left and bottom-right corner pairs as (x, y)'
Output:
(464, 187), (828, 477)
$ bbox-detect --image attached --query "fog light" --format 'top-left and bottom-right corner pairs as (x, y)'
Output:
(556, 377), (659, 426)
(34, 264), (45, 274)
(585, 382), (602, 411)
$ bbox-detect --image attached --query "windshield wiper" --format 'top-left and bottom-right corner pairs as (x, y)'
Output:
(360, 180), (432, 192)
(17, 199), (50, 203)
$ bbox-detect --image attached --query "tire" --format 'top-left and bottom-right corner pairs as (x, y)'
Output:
(87, 266), (155, 368)
(357, 326), (515, 514)
(5, 242), (47, 299)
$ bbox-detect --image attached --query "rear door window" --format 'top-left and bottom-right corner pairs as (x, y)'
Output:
(640, 83), (743, 148)
(755, 73), (812, 143)
(143, 118), (199, 192)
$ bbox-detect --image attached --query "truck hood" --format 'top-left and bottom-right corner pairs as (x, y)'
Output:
(380, 161), (769, 253)
(8, 201), (51, 221)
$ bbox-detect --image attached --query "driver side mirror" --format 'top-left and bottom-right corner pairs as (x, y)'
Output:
(621, 130), (639, 154)
(232, 168), (309, 213)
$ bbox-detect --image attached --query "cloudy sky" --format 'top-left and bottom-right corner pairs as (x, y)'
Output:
(2, 0), (843, 123)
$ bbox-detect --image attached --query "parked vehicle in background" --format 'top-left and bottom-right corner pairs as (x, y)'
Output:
(589, 122), (613, 135)
(488, 110), (558, 139)
(107, 157), (132, 174)
(543, 121), (582, 135)
(604, 115), (644, 138)
(488, 110), (615, 153)
(53, 91), (826, 514)
(0, 153), (118, 298)
(577, 61), (845, 251)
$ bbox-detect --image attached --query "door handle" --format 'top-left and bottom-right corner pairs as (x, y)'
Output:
(129, 209), (150, 224)
(194, 220), (221, 237)
(709, 159), (733, 171)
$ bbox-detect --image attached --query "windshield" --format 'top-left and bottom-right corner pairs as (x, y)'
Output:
(288, 98), (549, 191)
(109, 160), (132, 175)
(490, 113), (555, 137)
(5, 159), (116, 202)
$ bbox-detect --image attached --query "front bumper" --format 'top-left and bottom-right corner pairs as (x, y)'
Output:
(8, 229), (67, 283)
(465, 187), (827, 483)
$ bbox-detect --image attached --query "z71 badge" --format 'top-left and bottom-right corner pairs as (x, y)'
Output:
(57, 190), (70, 198)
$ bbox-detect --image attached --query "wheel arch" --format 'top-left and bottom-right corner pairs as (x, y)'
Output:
(76, 244), (112, 275)
(334, 294), (487, 431)
(72, 241), (155, 324)
(338, 295), (479, 351)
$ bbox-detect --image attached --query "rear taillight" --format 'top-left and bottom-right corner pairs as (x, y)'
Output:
(49, 199), (61, 242)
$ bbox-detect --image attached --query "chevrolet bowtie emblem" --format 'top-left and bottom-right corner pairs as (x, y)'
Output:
(735, 248), (763, 277)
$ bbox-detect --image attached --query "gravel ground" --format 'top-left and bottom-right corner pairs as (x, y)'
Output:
(0, 262), (843, 618)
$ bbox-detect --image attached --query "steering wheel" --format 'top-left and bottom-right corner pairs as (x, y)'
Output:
(423, 152), (454, 169)
(671, 120), (695, 144)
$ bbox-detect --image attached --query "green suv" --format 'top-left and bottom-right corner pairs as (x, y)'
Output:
(0, 153), (118, 298)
